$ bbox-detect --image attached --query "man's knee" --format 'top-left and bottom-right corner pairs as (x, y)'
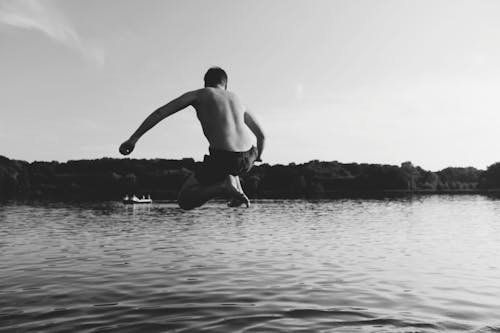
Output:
(178, 195), (196, 210)
(177, 175), (198, 210)
(177, 188), (202, 210)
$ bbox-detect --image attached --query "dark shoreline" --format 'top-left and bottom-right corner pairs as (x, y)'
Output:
(3, 155), (500, 202)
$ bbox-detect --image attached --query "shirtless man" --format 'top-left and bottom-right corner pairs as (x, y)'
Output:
(119, 67), (265, 210)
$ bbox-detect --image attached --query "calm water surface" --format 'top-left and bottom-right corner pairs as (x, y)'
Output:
(1, 196), (500, 332)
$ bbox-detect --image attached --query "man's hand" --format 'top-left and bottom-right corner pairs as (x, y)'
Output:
(119, 139), (136, 155)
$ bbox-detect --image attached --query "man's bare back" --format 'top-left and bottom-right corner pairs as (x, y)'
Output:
(194, 87), (254, 152)
(119, 67), (265, 210)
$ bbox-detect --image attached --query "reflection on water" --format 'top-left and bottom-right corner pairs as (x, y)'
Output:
(1, 196), (500, 332)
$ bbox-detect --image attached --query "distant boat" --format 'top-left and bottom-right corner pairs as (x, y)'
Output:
(123, 195), (152, 205)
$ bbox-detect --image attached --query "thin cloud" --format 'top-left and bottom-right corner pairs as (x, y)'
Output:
(0, 0), (104, 66)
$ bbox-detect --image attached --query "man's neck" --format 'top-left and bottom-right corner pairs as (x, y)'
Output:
(205, 84), (226, 90)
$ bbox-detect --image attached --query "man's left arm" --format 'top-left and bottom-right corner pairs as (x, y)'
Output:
(120, 91), (197, 155)
(244, 110), (266, 162)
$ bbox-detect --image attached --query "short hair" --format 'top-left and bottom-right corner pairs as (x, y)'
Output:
(204, 67), (228, 87)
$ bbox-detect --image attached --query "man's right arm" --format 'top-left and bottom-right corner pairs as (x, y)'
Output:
(119, 90), (197, 155)
(244, 110), (266, 161)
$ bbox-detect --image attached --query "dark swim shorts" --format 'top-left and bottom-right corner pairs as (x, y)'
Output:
(195, 146), (258, 186)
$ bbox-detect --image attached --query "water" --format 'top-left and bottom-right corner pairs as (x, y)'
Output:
(1, 196), (500, 332)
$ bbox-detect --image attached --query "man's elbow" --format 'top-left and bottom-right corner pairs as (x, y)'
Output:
(255, 128), (265, 140)
(255, 132), (265, 142)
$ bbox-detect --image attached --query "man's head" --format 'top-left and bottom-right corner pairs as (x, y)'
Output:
(204, 67), (227, 89)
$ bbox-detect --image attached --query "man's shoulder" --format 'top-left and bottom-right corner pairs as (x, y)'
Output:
(196, 88), (241, 100)
(180, 88), (206, 103)
(187, 88), (206, 96)
(190, 87), (214, 99)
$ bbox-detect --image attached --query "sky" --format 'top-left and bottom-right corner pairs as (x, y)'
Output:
(1, 0), (500, 170)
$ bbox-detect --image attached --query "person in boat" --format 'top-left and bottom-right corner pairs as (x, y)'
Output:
(119, 67), (265, 210)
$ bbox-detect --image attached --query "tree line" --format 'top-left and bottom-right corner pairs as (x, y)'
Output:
(2, 155), (500, 201)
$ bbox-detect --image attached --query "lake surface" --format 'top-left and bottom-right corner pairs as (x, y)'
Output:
(1, 196), (500, 332)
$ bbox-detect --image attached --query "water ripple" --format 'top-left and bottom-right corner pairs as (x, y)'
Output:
(2, 197), (500, 332)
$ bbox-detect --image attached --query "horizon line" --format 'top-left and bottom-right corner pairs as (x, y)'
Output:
(1, 154), (491, 172)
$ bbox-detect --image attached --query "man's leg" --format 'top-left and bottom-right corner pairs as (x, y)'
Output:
(227, 147), (258, 207)
(177, 174), (246, 210)
(227, 176), (250, 208)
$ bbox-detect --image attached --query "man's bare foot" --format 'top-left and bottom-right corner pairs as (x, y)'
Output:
(227, 192), (250, 208)
(227, 198), (242, 207)
(223, 176), (250, 208)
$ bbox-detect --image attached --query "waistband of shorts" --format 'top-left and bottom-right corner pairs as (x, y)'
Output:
(208, 146), (256, 156)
